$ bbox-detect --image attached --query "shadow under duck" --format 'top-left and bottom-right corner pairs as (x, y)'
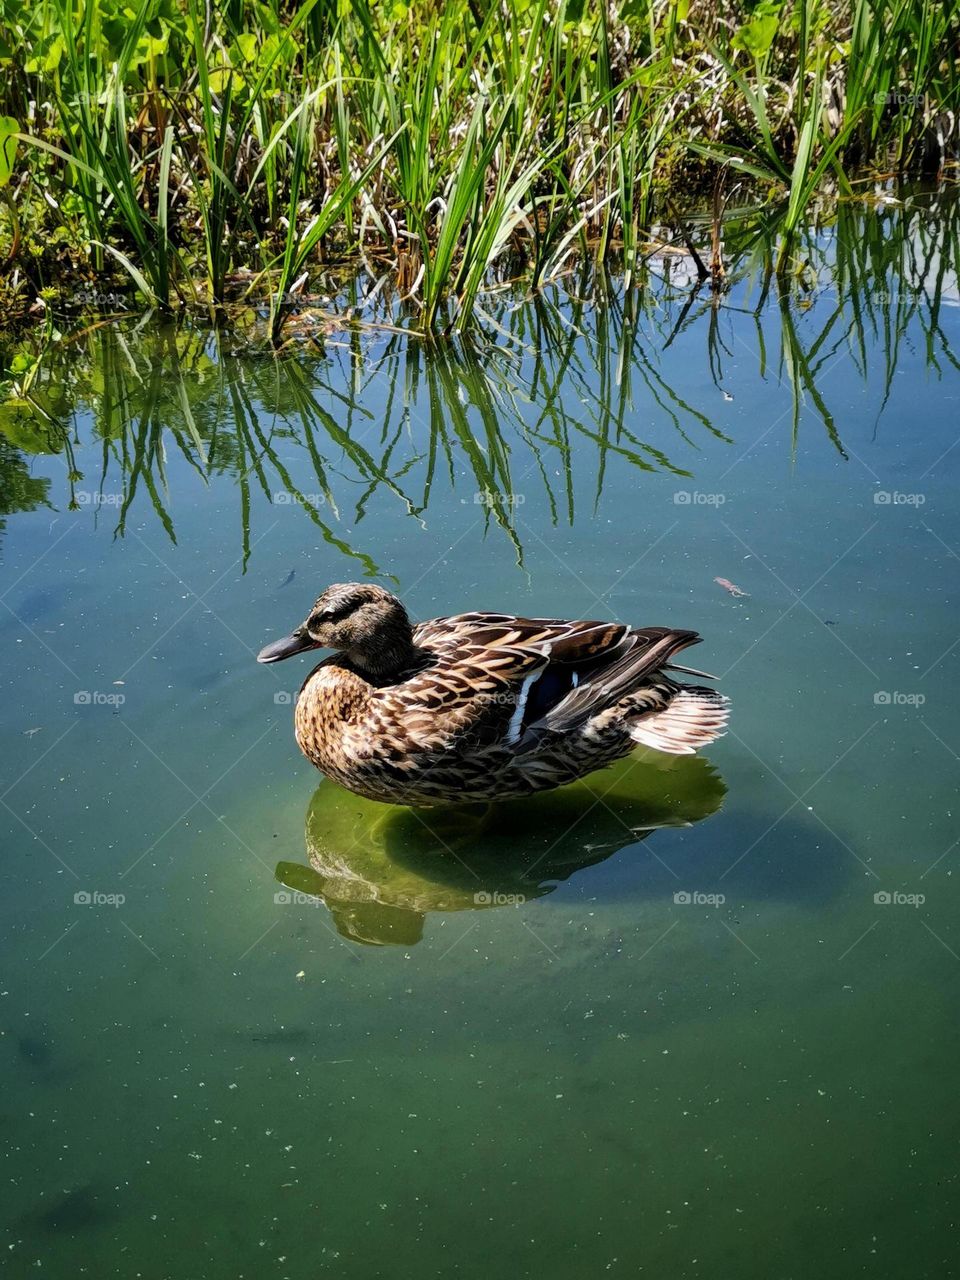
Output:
(276, 752), (727, 946)
(257, 582), (729, 805)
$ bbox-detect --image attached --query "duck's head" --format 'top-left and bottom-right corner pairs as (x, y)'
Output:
(257, 582), (414, 679)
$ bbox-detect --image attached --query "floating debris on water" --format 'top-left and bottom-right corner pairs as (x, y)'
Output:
(715, 577), (749, 598)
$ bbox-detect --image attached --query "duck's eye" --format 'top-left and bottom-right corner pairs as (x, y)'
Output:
(313, 601), (358, 626)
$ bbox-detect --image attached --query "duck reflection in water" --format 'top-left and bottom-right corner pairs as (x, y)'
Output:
(275, 750), (726, 946)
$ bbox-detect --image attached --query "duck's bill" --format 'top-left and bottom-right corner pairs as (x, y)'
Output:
(257, 629), (321, 664)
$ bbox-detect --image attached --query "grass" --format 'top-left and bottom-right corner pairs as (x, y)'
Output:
(0, 0), (957, 336)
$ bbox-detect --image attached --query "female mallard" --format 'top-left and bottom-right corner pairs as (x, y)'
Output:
(257, 582), (728, 806)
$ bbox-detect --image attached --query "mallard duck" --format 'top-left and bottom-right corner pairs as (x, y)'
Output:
(257, 582), (729, 806)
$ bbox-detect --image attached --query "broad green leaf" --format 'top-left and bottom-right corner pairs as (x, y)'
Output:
(234, 33), (258, 64)
(732, 12), (780, 59)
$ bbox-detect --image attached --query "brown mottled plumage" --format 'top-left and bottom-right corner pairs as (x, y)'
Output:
(257, 582), (729, 805)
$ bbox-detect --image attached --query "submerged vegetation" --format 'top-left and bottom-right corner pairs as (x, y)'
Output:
(0, 0), (957, 336)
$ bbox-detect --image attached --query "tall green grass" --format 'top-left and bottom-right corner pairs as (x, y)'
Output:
(0, 0), (957, 334)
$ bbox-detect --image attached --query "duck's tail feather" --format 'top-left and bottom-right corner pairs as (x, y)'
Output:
(663, 661), (718, 680)
(628, 686), (729, 755)
(517, 628), (701, 749)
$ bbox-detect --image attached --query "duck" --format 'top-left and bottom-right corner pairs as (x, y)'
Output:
(257, 582), (729, 806)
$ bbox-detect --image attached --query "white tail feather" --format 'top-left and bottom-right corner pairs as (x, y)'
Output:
(628, 688), (729, 755)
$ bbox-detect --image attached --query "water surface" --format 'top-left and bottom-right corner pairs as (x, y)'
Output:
(2, 193), (959, 1278)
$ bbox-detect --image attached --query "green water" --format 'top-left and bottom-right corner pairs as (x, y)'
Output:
(2, 196), (959, 1278)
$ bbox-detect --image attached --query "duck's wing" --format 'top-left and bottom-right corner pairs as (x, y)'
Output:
(402, 613), (702, 749)
(513, 624), (703, 748)
(370, 635), (551, 753)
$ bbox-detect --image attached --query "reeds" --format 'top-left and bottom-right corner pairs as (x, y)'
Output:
(6, 190), (956, 528)
(1, 0), (957, 335)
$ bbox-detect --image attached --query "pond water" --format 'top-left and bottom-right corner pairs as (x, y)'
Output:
(2, 193), (959, 1278)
